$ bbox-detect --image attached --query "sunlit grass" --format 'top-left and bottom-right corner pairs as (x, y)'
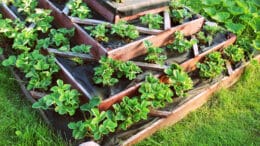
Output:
(0, 66), (69, 146)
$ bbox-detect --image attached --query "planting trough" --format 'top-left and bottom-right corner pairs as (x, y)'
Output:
(38, 0), (205, 60)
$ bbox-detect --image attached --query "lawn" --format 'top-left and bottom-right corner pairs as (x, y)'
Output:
(0, 66), (68, 146)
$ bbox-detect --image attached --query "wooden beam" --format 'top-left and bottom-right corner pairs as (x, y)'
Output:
(47, 48), (97, 62)
(164, 11), (171, 30)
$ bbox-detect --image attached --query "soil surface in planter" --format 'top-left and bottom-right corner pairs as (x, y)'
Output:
(197, 31), (230, 53)
(81, 24), (149, 50)
(57, 57), (157, 100)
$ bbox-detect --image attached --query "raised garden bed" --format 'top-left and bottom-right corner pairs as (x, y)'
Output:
(1, 1), (258, 146)
(83, 0), (170, 23)
(38, 0), (205, 60)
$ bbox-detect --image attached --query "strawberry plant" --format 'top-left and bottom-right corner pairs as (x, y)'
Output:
(32, 79), (80, 116)
(164, 64), (193, 97)
(26, 9), (54, 33)
(111, 21), (139, 40)
(196, 31), (213, 46)
(49, 28), (75, 50)
(11, 0), (37, 15)
(12, 27), (38, 52)
(2, 50), (60, 90)
(85, 24), (109, 42)
(169, 0), (192, 23)
(71, 44), (91, 54)
(139, 74), (173, 108)
(93, 57), (142, 86)
(167, 31), (197, 53)
(224, 45), (245, 63)
(144, 40), (167, 65)
(69, 97), (118, 140)
(197, 52), (225, 79)
(113, 96), (150, 130)
(140, 14), (163, 29)
(67, 0), (92, 19)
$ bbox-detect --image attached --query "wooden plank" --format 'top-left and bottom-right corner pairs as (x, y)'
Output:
(122, 55), (260, 146)
(120, 6), (168, 22)
(164, 11), (171, 30)
(149, 109), (172, 118)
(226, 61), (233, 76)
(47, 48), (97, 62)
(108, 17), (205, 61)
(192, 35), (199, 56)
(83, 0), (115, 22)
(0, 3), (19, 20)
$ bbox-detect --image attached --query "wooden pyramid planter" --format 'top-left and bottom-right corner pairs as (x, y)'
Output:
(38, 0), (205, 60)
(1, 1), (257, 145)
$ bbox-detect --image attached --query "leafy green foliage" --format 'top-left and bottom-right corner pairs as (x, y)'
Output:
(111, 21), (139, 40)
(93, 57), (142, 86)
(32, 79), (80, 116)
(167, 31), (197, 53)
(71, 44), (91, 54)
(69, 97), (117, 140)
(49, 28), (75, 49)
(12, 28), (37, 52)
(140, 14), (163, 29)
(170, 0), (192, 23)
(85, 24), (109, 42)
(144, 40), (167, 65)
(224, 45), (245, 63)
(12, 0), (38, 15)
(180, 0), (260, 53)
(26, 9), (53, 33)
(113, 97), (150, 130)
(2, 55), (16, 66)
(197, 52), (225, 79)
(164, 64), (193, 97)
(67, 0), (91, 19)
(196, 31), (213, 45)
(139, 74), (173, 108)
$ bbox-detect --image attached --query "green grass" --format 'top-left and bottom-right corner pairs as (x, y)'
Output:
(0, 66), (68, 146)
(137, 60), (260, 146)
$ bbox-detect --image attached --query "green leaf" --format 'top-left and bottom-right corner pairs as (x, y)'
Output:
(80, 97), (101, 112)
(2, 55), (16, 67)
(225, 22), (245, 35)
(0, 47), (3, 55)
(203, 8), (217, 16)
(253, 38), (260, 50)
(228, 6), (244, 15)
(212, 12), (230, 22)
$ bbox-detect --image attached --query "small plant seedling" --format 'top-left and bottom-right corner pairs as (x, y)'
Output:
(93, 57), (142, 86)
(224, 45), (244, 63)
(32, 79), (80, 116)
(144, 40), (167, 65)
(139, 74), (173, 108)
(167, 31), (197, 53)
(164, 64), (193, 97)
(111, 21), (139, 40)
(71, 44), (91, 54)
(85, 24), (109, 42)
(67, 0), (91, 19)
(140, 14), (163, 29)
(197, 52), (225, 79)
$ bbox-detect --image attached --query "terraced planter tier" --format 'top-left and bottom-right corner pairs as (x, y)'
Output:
(83, 0), (170, 23)
(38, 0), (205, 60)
